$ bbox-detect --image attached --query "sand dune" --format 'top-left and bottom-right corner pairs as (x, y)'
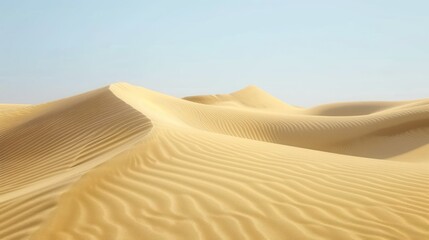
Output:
(183, 85), (301, 113)
(1, 83), (428, 240)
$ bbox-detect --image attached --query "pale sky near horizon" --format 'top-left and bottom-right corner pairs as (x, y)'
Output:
(1, 0), (428, 107)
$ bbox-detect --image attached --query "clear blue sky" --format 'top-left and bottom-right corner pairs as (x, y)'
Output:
(1, 0), (428, 106)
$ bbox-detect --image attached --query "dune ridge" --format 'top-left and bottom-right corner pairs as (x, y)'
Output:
(184, 85), (300, 113)
(113, 83), (429, 161)
(1, 82), (428, 240)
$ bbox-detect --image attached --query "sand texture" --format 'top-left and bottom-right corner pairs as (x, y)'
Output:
(1, 83), (428, 240)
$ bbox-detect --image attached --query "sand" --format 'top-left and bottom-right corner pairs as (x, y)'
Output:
(0, 82), (428, 240)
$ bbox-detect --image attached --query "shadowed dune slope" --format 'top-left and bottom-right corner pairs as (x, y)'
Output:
(0, 87), (152, 240)
(1, 82), (428, 240)
(305, 98), (429, 116)
(0, 87), (152, 194)
(304, 101), (405, 116)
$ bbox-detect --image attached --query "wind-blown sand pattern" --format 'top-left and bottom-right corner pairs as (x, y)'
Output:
(1, 83), (428, 240)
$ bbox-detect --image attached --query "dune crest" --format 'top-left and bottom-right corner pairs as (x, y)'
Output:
(1, 82), (428, 240)
(184, 85), (300, 112)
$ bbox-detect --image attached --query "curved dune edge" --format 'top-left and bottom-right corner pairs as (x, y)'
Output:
(0, 87), (153, 240)
(1, 82), (428, 240)
(30, 128), (429, 239)
(112, 83), (429, 161)
(183, 85), (301, 113)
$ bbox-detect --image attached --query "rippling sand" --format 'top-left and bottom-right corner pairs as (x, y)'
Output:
(1, 83), (428, 239)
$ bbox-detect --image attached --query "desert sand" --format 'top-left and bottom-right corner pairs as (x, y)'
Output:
(0, 82), (428, 240)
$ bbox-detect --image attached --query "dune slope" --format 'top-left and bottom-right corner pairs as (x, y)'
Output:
(1, 82), (428, 240)
(0, 87), (152, 240)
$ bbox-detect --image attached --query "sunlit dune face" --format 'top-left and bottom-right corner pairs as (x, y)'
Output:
(1, 83), (428, 240)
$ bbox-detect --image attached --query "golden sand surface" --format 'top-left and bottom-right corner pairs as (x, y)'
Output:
(1, 83), (428, 239)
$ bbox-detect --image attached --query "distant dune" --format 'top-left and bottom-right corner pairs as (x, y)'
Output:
(1, 83), (428, 240)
